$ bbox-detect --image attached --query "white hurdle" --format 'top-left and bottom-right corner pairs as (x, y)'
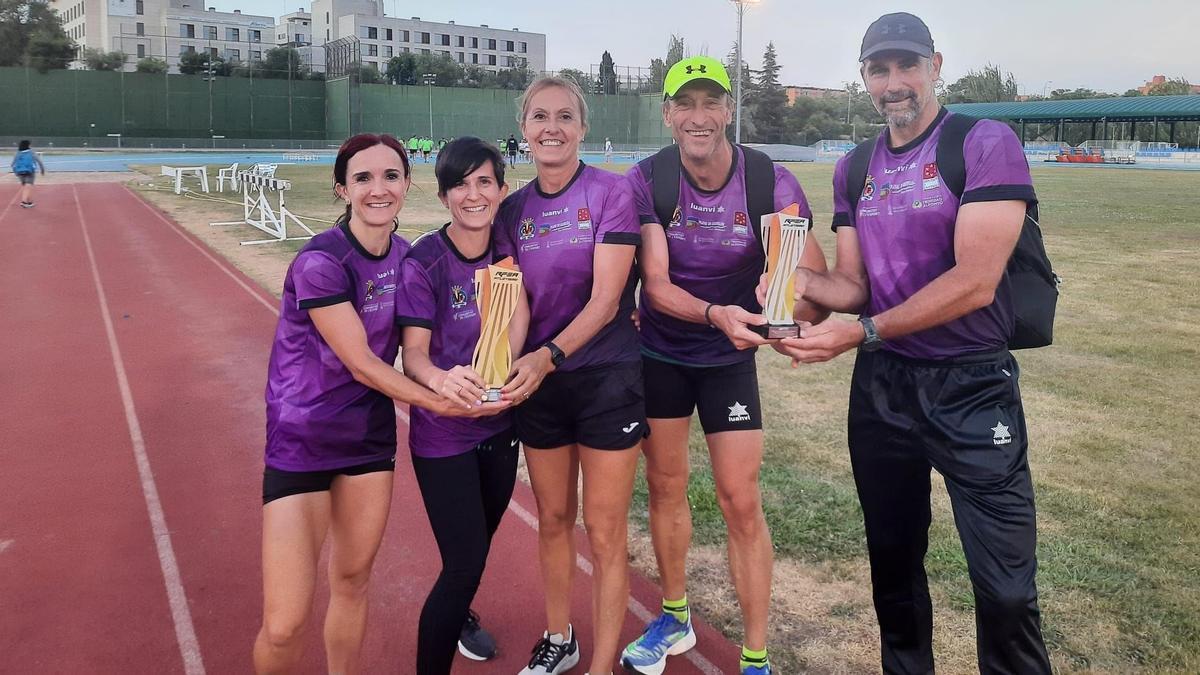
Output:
(211, 170), (317, 245)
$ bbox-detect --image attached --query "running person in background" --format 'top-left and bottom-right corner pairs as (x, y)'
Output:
(398, 137), (527, 675)
(604, 137), (613, 164)
(771, 13), (1052, 674)
(422, 137), (435, 163)
(253, 133), (500, 675)
(495, 75), (645, 675)
(621, 57), (827, 675)
(10, 140), (46, 208)
(409, 134), (421, 162)
(519, 139), (531, 163)
(506, 134), (520, 165)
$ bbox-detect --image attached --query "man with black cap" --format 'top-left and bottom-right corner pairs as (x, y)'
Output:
(767, 11), (1054, 675)
(621, 55), (827, 675)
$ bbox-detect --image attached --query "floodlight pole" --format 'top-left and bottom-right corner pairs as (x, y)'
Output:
(423, 73), (436, 138)
(730, 0), (760, 144)
(733, 0), (745, 144)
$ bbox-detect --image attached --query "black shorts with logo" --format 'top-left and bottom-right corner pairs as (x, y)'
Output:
(262, 457), (396, 505)
(643, 354), (763, 433)
(516, 360), (647, 451)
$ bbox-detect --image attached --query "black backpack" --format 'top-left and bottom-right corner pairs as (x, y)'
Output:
(844, 114), (1060, 350)
(649, 143), (777, 256)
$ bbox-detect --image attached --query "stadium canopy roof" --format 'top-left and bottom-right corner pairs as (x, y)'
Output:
(945, 95), (1200, 123)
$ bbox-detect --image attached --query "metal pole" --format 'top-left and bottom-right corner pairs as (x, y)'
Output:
(428, 83), (433, 138)
(734, 1), (744, 144)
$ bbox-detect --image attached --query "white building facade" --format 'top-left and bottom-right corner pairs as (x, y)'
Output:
(52, 0), (545, 75)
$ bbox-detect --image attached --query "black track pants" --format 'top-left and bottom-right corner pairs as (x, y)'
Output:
(848, 349), (1051, 675)
(412, 429), (519, 675)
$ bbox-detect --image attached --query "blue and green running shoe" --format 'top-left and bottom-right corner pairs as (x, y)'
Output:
(620, 613), (696, 675)
(741, 664), (772, 675)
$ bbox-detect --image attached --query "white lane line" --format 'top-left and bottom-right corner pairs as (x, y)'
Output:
(505, 500), (722, 675)
(125, 186), (280, 317)
(0, 191), (20, 222)
(135, 192), (722, 675)
(74, 185), (206, 675)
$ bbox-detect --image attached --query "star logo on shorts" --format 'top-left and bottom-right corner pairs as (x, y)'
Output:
(728, 402), (751, 423)
(992, 421), (1012, 445)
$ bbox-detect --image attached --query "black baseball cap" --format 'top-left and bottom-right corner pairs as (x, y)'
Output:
(859, 12), (935, 62)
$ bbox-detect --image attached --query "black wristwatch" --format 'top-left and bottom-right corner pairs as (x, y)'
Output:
(544, 341), (567, 367)
(859, 317), (884, 352)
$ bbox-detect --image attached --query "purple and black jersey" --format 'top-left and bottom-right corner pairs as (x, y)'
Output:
(264, 222), (409, 472)
(494, 162), (641, 371)
(627, 147), (814, 366)
(395, 226), (513, 459)
(832, 109), (1037, 360)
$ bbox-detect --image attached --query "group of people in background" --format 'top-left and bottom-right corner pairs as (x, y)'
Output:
(406, 135), (446, 163)
(257, 11), (1052, 675)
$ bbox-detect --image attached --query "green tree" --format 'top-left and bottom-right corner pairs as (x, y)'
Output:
(178, 50), (211, 75)
(260, 46), (304, 79)
(944, 63), (1017, 103)
(1147, 77), (1192, 96)
(665, 35), (685, 71)
(0, 0), (74, 70)
(353, 64), (381, 83)
(559, 68), (588, 89)
(599, 50), (617, 95)
(748, 42), (788, 143)
(1122, 88), (1143, 97)
(494, 66), (532, 90)
(386, 52), (419, 84)
(1049, 87), (1110, 100)
(135, 57), (168, 74)
(82, 48), (126, 70)
(648, 58), (666, 92)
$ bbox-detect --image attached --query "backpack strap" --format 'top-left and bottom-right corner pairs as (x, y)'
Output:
(934, 113), (981, 198)
(740, 144), (775, 229)
(845, 134), (880, 218)
(650, 145), (682, 228)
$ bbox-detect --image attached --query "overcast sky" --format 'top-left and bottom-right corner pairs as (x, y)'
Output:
(242, 0), (1197, 95)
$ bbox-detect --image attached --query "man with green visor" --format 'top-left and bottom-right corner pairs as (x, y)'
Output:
(621, 56), (827, 675)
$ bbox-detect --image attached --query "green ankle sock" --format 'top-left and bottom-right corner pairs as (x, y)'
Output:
(662, 595), (689, 623)
(740, 645), (768, 670)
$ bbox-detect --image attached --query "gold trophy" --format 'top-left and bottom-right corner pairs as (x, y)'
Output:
(471, 257), (523, 402)
(752, 203), (809, 339)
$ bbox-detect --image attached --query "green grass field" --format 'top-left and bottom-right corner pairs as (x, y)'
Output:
(135, 160), (1200, 673)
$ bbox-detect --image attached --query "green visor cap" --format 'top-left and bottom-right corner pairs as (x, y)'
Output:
(663, 56), (732, 98)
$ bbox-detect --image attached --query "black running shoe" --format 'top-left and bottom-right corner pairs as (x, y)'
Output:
(518, 626), (580, 674)
(457, 609), (497, 661)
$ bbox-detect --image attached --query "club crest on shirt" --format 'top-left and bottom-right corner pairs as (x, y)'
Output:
(450, 284), (467, 309)
(878, 183), (891, 201)
(922, 162), (940, 190)
(364, 279), (376, 300)
(519, 217), (536, 240)
(576, 208), (592, 229)
(669, 205), (682, 226)
(861, 175), (876, 202)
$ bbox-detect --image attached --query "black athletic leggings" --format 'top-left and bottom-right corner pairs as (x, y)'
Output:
(412, 428), (519, 675)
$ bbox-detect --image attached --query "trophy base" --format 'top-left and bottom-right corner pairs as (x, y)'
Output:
(482, 388), (503, 403)
(751, 323), (800, 339)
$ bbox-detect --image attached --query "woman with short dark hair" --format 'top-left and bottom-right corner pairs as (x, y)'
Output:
(397, 136), (528, 674)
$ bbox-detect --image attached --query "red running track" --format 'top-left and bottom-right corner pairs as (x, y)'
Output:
(0, 182), (740, 674)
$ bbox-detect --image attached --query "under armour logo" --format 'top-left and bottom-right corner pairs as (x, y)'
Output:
(879, 24), (907, 35)
(685, 64), (707, 74)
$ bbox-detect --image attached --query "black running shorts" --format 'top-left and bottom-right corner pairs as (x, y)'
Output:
(516, 360), (647, 451)
(643, 355), (763, 433)
(262, 457), (396, 504)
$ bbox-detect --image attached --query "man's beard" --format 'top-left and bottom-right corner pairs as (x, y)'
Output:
(876, 90), (923, 128)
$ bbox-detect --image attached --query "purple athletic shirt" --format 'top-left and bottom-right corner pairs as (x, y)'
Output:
(494, 162), (641, 371)
(395, 226), (513, 459)
(264, 222), (408, 471)
(627, 146), (814, 366)
(832, 109), (1037, 360)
